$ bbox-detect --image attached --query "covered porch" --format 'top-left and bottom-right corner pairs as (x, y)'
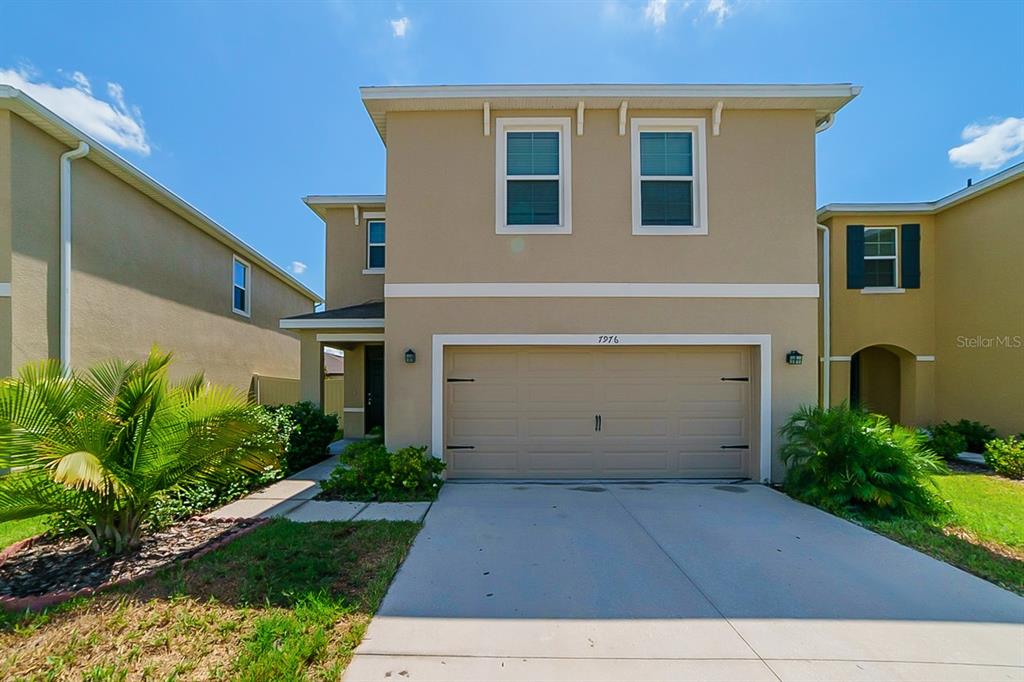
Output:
(280, 302), (385, 438)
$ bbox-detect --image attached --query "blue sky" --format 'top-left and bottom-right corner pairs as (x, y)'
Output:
(1, 0), (1021, 297)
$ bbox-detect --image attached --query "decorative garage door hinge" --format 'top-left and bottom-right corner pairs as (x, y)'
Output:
(446, 377), (476, 383)
(446, 445), (475, 450)
(720, 445), (750, 450)
(720, 377), (749, 382)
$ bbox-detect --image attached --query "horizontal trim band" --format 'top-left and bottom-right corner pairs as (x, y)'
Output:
(0, 283), (9, 297)
(317, 333), (385, 342)
(342, 407), (365, 413)
(386, 282), (819, 299)
(281, 318), (385, 329)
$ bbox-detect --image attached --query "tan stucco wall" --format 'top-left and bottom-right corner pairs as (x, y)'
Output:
(933, 179), (1023, 435)
(6, 112), (314, 391)
(385, 297), (818, 482)
(0, 111), (12, 376)
(324, 206), (385, 309)
(385, 108), (819, 285)
(825, 177), (1023, 434)
(824, 214), (937, 358)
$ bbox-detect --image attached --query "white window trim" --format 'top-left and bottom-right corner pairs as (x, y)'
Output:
(231, 255), (251, 318)
(862, 226), (899, 289)
(631, 117), (709, 236)
(495, 117), (572, 235)
(431, 333), (773, 482)
(366, 214), (386, 274)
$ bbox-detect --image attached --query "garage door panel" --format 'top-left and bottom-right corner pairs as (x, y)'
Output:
(445, 346), (752, 479)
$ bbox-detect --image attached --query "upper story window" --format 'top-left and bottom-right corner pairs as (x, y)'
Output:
(846, 223), (920, 292)
(366, 218), (386, 272)
(232, 255), (250, 317)
(863, 227), (898, 288)
(631, 118), (708, 236)
(495, 117), (572, 234)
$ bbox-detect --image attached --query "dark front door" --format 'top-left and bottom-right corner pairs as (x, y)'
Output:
(364, 345), (385, 434)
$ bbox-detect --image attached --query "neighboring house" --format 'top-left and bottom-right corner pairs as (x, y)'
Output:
(284, 83), (861, 482)
(818, 162), (1023, 436)
(0, 86), (321, 392)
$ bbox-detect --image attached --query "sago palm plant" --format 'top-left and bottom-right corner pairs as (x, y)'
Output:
(780, 403), (947, 519)
(0, 349), (280, 554)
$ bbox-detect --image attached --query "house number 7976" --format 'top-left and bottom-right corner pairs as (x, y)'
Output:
(597, 335), (620, 344)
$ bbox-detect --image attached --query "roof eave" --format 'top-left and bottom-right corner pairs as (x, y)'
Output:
(0, 85), (321, 304)
(302, 194), (386, 221)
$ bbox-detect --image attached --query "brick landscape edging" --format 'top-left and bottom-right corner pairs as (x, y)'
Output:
(0, 517), (270, 613)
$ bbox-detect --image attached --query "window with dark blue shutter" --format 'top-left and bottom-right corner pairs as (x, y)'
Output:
(901, 224), (921, 289)
(847, 225), (865, 289)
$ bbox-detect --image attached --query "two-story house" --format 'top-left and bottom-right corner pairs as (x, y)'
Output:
(818, 162), (1023, 436)
(1, 85), (320, 391)
(283, 84), (862, 482)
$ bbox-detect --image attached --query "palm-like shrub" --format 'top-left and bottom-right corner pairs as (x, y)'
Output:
(781, 404), (947, 519)
(0, 349), (280, 553)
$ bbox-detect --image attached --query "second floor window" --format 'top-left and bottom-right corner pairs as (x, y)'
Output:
(232, 256), (250, 316)
(495, 118), (572, 234)
(367, 220), (386, 270)
(863, 227), (898, 287)
(631, 118), (708, 235)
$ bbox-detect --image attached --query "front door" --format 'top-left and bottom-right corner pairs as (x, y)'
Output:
(364, 345), (385, 434)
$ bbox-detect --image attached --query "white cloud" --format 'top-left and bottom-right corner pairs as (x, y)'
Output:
(705, 0), (732, 26)
(644, 0), (668, 27)
(948, 117), (1024, 171)
(0, 67), (150, 155)
(290, 261), (308, 275)
(390, 16), (410, 37)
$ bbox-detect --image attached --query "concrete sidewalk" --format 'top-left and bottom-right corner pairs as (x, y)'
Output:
(206, 440), (431, 523)
(345, 482), (1024, 681)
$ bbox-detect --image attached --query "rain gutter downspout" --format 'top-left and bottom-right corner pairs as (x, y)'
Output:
(60, 141), (89, 372)
(817, 223), (830, 408)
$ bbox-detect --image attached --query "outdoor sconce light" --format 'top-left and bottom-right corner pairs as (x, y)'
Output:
(404, 348), (417, 364)
(786, 350), (804, 366)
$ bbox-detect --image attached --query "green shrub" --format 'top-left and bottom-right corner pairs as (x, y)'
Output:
(947, 419), (998, 453)
(147, 465), (284, 529)
(781, 403), (947, 519)
(321, 440), (444, 502)
(985, 436), (1024, 480)
(926, 423), (968, 460)
(0, 349), (281, 554)
(268, 401), (339, 474)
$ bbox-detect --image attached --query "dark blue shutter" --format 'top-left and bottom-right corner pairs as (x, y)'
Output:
(901, 224), (921, 289)
(846, 225), (865, 289)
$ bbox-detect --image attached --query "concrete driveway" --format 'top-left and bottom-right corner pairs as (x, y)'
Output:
(345, 482), (1024, 681)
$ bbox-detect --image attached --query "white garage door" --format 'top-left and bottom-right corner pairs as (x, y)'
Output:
(444, 346), (753, 479)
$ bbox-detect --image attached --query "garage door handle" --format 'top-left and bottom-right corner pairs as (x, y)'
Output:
(446, 445), (475, 450)
(595, 414), (602, 432)
(720, 445), (749, 450)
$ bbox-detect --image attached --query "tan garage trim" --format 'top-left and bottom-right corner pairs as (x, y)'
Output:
(431, 334), (772, 481)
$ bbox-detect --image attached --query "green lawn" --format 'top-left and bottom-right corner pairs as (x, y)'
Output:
(857, 471), (1024, 595)
(1, 520), (420, 680)
(932, 472), (1024, 548)
(0, 516), (49, 550)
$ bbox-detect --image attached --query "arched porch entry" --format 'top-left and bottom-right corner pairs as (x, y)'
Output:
(850, 344), (917, 425)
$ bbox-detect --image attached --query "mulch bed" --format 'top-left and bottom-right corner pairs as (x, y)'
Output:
(0, 517), (263, 606)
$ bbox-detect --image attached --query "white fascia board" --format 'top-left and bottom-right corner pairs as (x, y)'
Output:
(303, 194), (386, 206)
(0, 87), (322, 305)
(817, 161), (1024, 220)
(361, 83), (861, 101)
(279, 318), (385, 330)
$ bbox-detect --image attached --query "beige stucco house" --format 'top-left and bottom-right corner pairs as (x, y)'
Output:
(0, 86), (321, 392)
(818, 162), (1023, 436)
(284, 83), (863, 482)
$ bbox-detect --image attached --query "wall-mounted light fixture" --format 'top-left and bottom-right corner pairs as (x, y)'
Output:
(404, 348), (417, 364)
(786, 350), (804, 366)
